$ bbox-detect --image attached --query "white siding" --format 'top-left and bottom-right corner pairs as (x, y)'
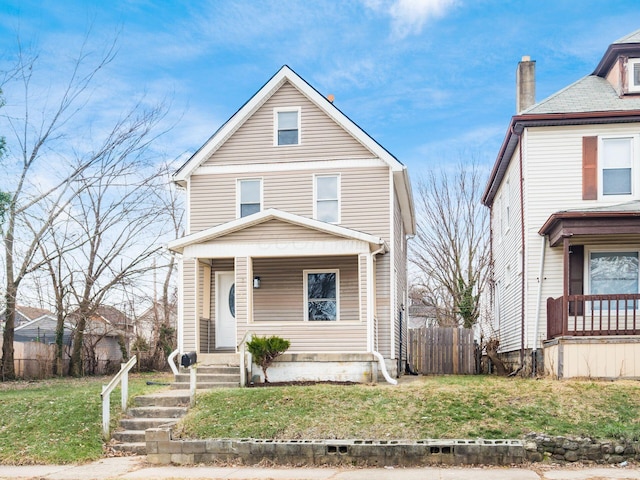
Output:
(493, 122), (640, 355)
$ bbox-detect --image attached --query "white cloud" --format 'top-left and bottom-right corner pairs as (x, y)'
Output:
(364, 0), (458, 39)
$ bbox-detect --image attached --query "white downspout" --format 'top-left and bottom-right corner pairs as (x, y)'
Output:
(369, 243), (397, 385)
(533, 235), (547, 369)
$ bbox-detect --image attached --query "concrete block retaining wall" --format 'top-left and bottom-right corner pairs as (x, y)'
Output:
(146, 427), (524, 466)
(146, 427), (640, 466)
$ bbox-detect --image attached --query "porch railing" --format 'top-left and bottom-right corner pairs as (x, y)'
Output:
(547, 294), (640, 339)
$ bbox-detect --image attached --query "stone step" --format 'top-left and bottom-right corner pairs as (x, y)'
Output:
(110, 441), (146, 455)
(127, 406), (188, 418)
(171, 381), (239, 390)
(111, 429), (146, 443)
(134, 391), (191, 407)
(119, 417), (179, 431)
(173, 373), (240, 383)
(185, 365), (240, 374)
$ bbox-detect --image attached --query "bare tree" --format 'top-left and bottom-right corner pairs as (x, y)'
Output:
(61, 150), (170, 377)
(410, 160), (489, 329)
(0, 37), (119, 380)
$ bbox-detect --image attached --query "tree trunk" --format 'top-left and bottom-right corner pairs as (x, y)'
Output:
(485, 338), (509, 376)
(69, 316), (86, 377)
(1, 284), (17, 380)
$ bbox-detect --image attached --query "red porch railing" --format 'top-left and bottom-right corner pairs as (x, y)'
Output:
(547, 294), (640, 339)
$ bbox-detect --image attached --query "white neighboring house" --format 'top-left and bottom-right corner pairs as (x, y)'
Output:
(482, 30), (640, 379)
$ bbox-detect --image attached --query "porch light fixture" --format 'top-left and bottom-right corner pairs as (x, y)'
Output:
(253, 276), (261, 288)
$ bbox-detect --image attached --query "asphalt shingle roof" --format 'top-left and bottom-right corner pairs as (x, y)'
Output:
(614, 29), (640, 44)
(524, 75), (640, 114)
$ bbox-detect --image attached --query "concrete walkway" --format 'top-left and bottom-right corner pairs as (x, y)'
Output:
(1, 456), (640, 480)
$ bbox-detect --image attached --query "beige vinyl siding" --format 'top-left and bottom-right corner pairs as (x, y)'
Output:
(522, 123), (640, 352)
(375, 254), (391, 356)
(182, 258), (197, 351)
(235, 257), (248, 328)
(189, 166), (391, 239)
(223, 219), (337, 243)
(251, 256), (359, 322)
(203, 82), (373, 166)
(393, 191), (407, 362)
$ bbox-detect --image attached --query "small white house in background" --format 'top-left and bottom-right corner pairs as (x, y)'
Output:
(169, 65), (415, 384)
(482, 29), (640, 379)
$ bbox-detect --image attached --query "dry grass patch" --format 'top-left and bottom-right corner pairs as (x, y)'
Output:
(179, 376), (640, 441)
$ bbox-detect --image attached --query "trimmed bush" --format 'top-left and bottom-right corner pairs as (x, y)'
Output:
(246, 335), (290, 383)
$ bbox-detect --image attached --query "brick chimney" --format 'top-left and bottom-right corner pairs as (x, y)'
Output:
(516, 56), (536, 114)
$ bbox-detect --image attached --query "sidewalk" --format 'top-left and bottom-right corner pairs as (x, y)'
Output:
(1, 456), (640, 480)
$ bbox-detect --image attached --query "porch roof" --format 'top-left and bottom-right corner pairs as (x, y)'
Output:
(168, 208), (388, 255)
(539, 200), (640, 247)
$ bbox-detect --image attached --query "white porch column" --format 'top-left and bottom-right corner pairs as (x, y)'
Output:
(177, 254), (184, 352)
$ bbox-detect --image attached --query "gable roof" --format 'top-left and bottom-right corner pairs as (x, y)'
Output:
(173, 65), (415, 235)
(168, 208), (387, 254)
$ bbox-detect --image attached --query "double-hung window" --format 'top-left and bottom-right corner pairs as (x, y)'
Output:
(275, 108), (300, 146)
(600, 137), (634, 196)
(314, 174), (340, 223)
(237, 179), (262, 218)
(627, 58), (640, 93)
(305, 270), (339, 321)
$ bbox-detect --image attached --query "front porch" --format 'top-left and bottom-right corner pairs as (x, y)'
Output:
(546, 294), (640, 338)
(538, 203), (640, 378)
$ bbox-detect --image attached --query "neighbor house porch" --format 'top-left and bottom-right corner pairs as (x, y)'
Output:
(539, 203), (640, 378)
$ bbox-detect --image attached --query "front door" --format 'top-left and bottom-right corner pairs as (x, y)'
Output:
(215, 271), (236, 349)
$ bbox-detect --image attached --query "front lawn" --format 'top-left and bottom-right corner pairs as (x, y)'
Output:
(178, 376), (640, 441)
(0, 373), (171, 465)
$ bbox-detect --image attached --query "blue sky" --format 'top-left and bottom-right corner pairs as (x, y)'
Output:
(1, 1), (640, 178)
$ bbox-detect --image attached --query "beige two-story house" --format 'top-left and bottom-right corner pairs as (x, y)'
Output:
(483, 30), (640, 379)
(169, 66), (415, 384)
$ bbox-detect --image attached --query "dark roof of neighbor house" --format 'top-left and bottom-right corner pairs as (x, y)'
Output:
(482, 29), (640, 206)
(14, 314), (74, 345)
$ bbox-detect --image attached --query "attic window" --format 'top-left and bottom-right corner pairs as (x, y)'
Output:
(627, 58), (640, 93)
(275, 108), (300, 145)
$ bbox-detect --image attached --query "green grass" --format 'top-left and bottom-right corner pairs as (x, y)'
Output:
(178, 376), (640, 441)
(0, 372), (172, 465)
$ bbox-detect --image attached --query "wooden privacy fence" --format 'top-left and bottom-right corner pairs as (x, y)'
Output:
(408, 326), (477, 375)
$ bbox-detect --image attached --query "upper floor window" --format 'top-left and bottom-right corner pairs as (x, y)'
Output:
(600, 137), (635, 197)
(314, 174), (340, 223)
(275, 108), (300, 145)
(237, 178), (262, 218)
(627, 58), (640, 93)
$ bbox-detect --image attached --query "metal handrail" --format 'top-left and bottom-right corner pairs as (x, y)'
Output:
(238, 331), (254, 387)
(100, 355), (137, 440)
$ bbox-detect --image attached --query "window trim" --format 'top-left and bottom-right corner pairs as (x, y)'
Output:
(584, 246), (640, 310)
(236, 178), (263, 218)
(598, 135), (639, 200)
(627, 58), (640, 93)
(303, 269), (340, 321)
(313, 173), (341, 224)
(274, 107), (301, 146)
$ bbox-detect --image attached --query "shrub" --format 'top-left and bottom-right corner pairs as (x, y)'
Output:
(246, 335), (290, 383)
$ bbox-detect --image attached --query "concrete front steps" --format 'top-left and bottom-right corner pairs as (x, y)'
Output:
(110, 390), (190, 455)
(171, 365), (241, 389)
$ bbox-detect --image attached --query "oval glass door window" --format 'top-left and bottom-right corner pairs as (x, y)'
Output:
(229, 284), (236, 318)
